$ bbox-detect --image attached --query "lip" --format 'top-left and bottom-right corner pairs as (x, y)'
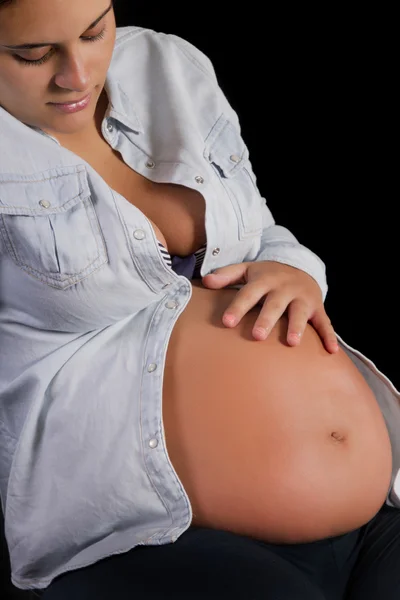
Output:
(48, 93), (92, 114)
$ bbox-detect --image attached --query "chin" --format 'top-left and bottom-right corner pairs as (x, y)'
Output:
(45, 108), (96, 136)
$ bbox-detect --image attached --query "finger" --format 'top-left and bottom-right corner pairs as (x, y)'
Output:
(222, 281), (270, 328)
(251, 290), (291, 341)
(310, 309), (339, 353)
(202, 263), (249, 289)
(286, 299), (311, 346)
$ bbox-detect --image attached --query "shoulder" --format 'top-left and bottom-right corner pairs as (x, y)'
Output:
(0, 108), (64, 174)
(109, 26), (240, 132)
(111, 25), (218, 85)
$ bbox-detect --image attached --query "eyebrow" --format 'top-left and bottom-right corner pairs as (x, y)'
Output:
(3, 2), (113, 50)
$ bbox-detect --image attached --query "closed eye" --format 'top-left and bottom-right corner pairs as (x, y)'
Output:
(14, 28), (107, 66)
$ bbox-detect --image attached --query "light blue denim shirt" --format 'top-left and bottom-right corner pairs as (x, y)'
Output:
(1, 26), (400, 591)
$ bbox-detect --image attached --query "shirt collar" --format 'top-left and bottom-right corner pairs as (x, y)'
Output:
(104, 75), (143, 135)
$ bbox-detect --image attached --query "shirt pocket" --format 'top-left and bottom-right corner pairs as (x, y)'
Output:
(204, 114), (263, 240)
(0, 165), (107, 290)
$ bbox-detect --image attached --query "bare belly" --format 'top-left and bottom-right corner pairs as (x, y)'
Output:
(162, 283), (392, 543)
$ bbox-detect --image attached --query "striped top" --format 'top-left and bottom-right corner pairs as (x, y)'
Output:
(157, 241), (206, 278)
(157, 241), (173, 268)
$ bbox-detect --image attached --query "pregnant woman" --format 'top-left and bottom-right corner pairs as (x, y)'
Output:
(1, 1), (400, 599)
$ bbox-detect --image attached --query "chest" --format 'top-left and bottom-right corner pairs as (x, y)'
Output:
(81, 141), (206, 257)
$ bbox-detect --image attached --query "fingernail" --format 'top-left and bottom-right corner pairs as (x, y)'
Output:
(223, 314), (237, 326)
(253, 327), (268, 340)
(211, 274), (230, 281)
(288, 332), (302, 344)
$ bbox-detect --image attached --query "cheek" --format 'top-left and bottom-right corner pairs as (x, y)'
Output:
(82, 41), (115, 81)
(0, 67), (23, 105)
(100, 29), (117, 72)
(0, 64), (46, 103)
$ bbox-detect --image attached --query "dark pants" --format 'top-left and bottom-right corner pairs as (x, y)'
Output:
(39, 504), (400, 599)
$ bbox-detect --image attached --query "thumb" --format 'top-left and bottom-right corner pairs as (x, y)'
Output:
(202, 262), (249, 289)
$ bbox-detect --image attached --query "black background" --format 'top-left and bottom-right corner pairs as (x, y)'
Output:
(115, 3), (397, 386)
(0, 4), (397, 598)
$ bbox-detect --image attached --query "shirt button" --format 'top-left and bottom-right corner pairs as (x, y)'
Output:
(39, 200), (51, 209)
(133, 229), (146, 240)
(195, 175), (204, 184)
(146, 159), (156, 169)
(165, 300), (179, 310)
(149, 438), (159, 449)
(230, 154), (241, 163)
(212, 248), (221, 256)
(147, 363), (157, 373)
(106, 122), (114, 132)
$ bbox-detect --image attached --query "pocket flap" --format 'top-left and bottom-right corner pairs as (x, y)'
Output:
(0, 165), (90, 216)
(204, 114), (249, 178)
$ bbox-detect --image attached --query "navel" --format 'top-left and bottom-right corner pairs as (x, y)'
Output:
(330, 431), (347, 443)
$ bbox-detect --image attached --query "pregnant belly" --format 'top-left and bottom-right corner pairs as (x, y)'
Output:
(162, 283), (392, 543)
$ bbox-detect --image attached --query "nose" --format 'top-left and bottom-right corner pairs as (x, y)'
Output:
(54, 48), (91, 92)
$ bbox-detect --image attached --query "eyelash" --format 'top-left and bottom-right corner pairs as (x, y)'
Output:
(14, 27), (107, 66)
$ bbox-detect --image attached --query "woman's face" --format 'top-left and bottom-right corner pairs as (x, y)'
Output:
(0, 0), (116, 136)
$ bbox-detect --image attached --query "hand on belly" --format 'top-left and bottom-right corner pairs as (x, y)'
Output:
(162, 284), (393, 543)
